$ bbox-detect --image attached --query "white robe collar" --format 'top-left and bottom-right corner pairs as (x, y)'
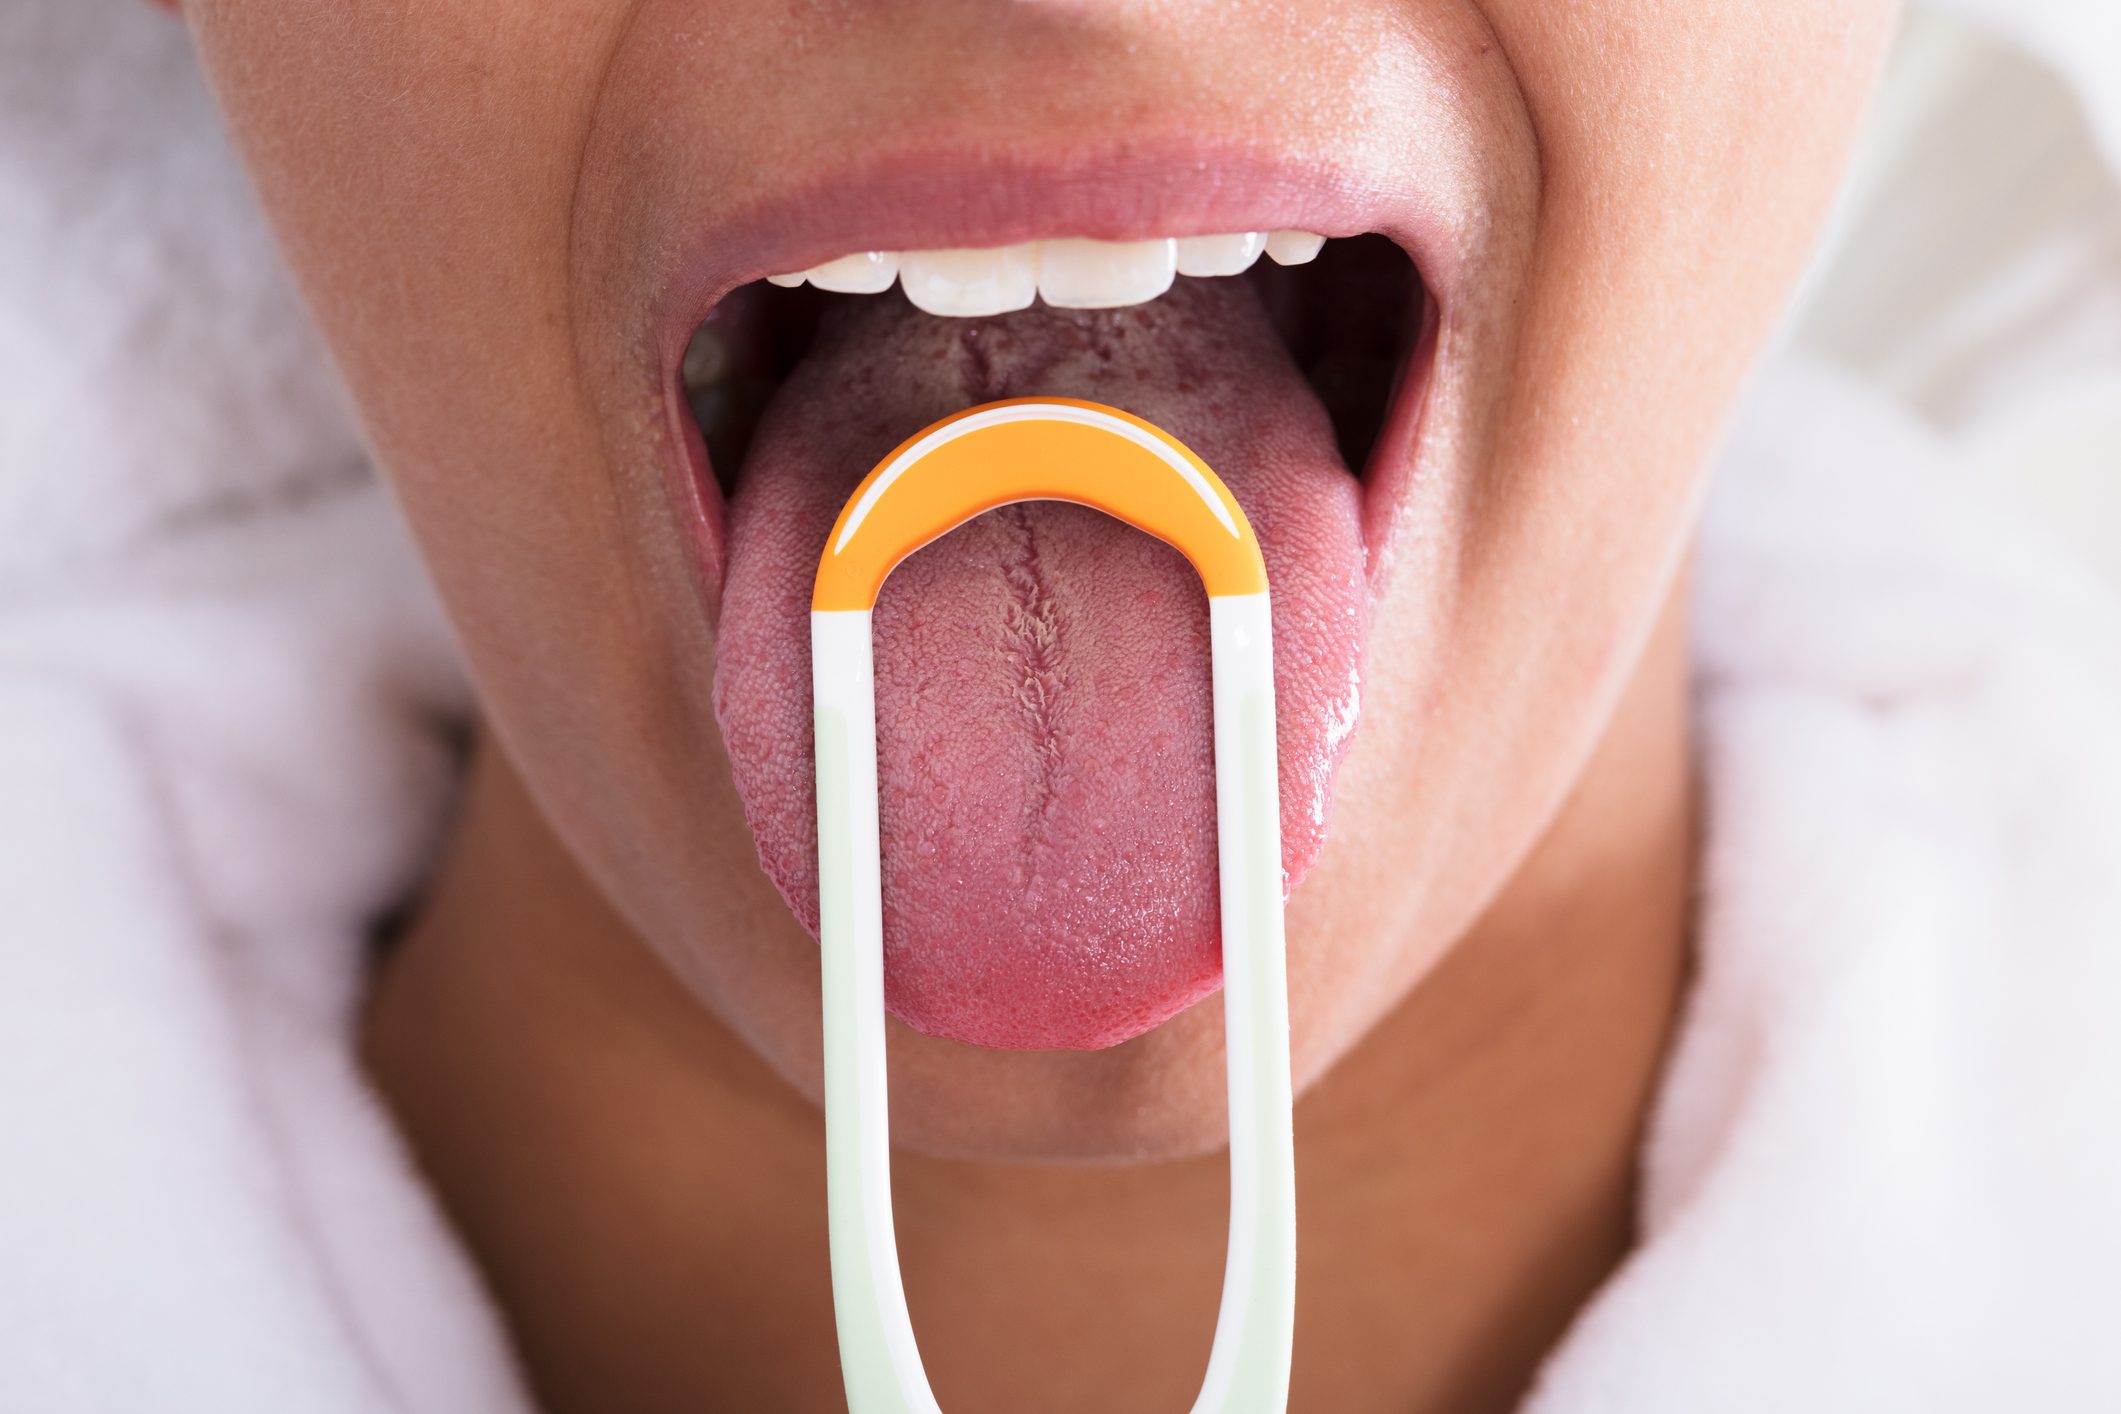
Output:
(1530, 358), (2121, 1411)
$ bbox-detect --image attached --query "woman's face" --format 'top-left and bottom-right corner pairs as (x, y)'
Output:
(185, 0), (1892, 1157)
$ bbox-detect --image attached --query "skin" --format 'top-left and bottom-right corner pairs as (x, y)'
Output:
(169, 0), (1895, 1408)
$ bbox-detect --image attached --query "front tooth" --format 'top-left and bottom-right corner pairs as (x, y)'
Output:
(1264, 230), (1327, 266)
(1036, 238), (1177, 309)
(899, 246), (1039, 318)
(765, 271), (807, 288)
(1175, 232), (1267, 277)
(807, 250), (899, 294)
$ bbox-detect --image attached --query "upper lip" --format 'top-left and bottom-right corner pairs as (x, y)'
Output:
(649, 140), (1466, 389)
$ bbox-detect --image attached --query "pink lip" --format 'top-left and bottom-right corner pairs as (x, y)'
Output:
(649, 142), (1451, 1049)
(651, 143), (1465, 360)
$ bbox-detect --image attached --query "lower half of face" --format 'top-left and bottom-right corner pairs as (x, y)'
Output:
(187, 0), (1894, 1159)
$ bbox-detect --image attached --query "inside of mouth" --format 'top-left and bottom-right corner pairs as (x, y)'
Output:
(681, 233), (1425, 500)
(705, 231), (1416, 1048)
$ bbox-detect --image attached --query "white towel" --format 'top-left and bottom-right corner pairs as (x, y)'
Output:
(3, 4), (2118, 1411)
(1529, 358), (2121, 1412)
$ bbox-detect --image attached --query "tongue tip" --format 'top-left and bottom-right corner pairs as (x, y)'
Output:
(738, 795), (1332, 1053)
(887, 969), (1229, 1052)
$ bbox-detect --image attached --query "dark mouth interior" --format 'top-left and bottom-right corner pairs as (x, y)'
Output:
(682, 233), (1422, 495)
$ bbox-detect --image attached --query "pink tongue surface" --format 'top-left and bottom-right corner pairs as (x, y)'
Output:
(713, 277), (1364, 1050)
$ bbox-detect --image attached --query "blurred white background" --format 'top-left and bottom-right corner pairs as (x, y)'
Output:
(1796, 6), (2121, 588)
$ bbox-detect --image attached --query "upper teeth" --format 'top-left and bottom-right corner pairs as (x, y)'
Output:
(763, 230), (1326, 318)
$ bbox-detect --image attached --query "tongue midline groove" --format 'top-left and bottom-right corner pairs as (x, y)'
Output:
(681, 232), (1423, 501)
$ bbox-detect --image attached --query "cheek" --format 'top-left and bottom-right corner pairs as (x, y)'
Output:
(185, 4), (647, 677)
(186, 0), (742, 938)
(184, 0), (612, 454)
(1467, 0), (1895, 626)
(1487, 0), (1896, 306)
(1286, 0), (1892, 1043)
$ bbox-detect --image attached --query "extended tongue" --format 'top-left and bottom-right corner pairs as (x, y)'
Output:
(713, 276), (1365, 1050)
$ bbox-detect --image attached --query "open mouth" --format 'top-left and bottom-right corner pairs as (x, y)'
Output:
(665, 199), (1437, 1053)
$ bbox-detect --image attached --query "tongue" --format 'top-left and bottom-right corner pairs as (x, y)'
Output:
(713, 276), (1364, 1050)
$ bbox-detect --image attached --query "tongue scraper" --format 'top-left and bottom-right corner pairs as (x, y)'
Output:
(811, 398), (1297, 1413)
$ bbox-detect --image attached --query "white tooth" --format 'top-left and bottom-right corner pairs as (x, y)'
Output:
(765, 271), (807, 288)
(1265, 230), (1327, 266)
(1035, 237), (1177, 309)
(806, 250), (900, 295)
(899, 246), (1038, 318)
(1175, 232), (1267, 277)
